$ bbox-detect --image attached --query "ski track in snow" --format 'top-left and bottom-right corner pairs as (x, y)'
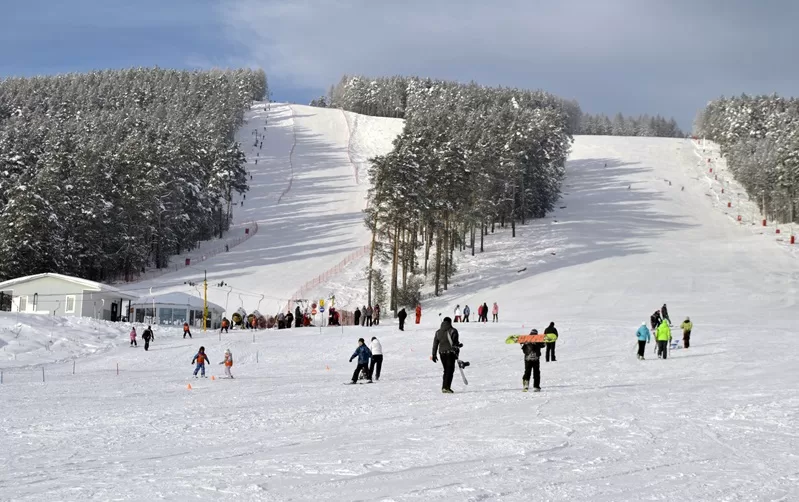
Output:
(2, 123), (799, 501)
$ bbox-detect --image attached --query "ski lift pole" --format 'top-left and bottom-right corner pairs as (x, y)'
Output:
(202, 270), (208, 332)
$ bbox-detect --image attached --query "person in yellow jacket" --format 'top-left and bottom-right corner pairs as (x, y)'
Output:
(656, 318), (671, 359)
(680, 317), (693, 349)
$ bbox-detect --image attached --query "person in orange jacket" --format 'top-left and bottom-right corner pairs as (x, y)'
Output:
(220, 318), (229, 333)
(415, 304), (422, 324)
(183, 322), (192, 339)
(192, 346), (210, 378)
(219, 349), (234, 378)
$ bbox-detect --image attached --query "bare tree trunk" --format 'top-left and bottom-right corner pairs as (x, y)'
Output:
(470, 224), (475, 257)
(443, 218), (449, 292)
(368, 218), (378, 306)
(434, 228), (442, 296)
(481, 223), (485, 252)
(390, 223), (400, 313)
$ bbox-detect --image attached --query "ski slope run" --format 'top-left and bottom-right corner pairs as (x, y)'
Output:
(1, 135), (797, 501)
(135, 103), (403, 314)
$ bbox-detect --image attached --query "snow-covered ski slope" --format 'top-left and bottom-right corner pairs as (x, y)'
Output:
(2, 133), (798, 501)
(135, 103), (403, 314)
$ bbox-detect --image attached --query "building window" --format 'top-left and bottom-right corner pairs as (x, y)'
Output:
(18, 296), (28, 312)
(65, 295), (76, 313)
(172, 309), (187, 324)
(159, 308), (173, 324)
(0, 291), (11, 312)
(135, 309), (145, 323)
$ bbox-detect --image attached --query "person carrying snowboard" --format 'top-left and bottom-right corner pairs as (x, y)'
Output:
(397, 308), (407, 331)
(661, 304), (671, 325)
(192, 346), (210, 378)
(636, 322), (650, 360)
(348, 338), (372, 384)
(183, 322), (192, 339)
(129, 327), (138, 347)
(680, 317), (692, 348)
(219, 349), (234, 378)
(432, 317), (461, 393)
(142, 326), (154, 351)
(521, 329), (544, 392)
(544, 322), (558, 362)
(369, 336), (383, 381)
(463, 305), (470, 323)
(656, 318), (671, 359)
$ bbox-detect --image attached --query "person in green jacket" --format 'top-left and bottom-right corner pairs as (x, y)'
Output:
(680, 317), (693, 349)
(656, 318), (671, 359)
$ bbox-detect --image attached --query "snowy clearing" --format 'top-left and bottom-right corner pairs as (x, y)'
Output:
(1, 121), (798, 500)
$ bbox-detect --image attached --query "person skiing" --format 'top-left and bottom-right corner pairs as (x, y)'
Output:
(183, 322), (192, 339)
(482, 303), (489, 323)
(415, 304), (422, 324)
(129, 327), (138, 347)
(219, 349), (234, 378)
(636, 322), (650, 360)
(681, 317), (693, 348)
(463, 305), (471, 323)
(295, 306), (302, 327)
(492, 302), (499, 322)
(454, 305), (462, 323)
(661, 304), (671, 325)
(656, 318), (671, 359)
(397, 308), (407, 331)
(220, 318), (229, 333)
(521, 329), (544, 392)
(192, 346), (210, 378)
(142, 326), (154, 351)
(369, 336), (383, 381)
(285, 311), (294, 329)
(650, 310), (661, 331)
(432, 317), (461, 393)
(544, 322), (558, 362)
(373, 304), (381, 326)
(354, 307), (362, 327)
(348, 338), (372, 384)
(365, 305), (374, 327)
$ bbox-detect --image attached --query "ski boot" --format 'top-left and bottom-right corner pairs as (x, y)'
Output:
(533, 387), (541, 392)
(523, 379), (529, 392)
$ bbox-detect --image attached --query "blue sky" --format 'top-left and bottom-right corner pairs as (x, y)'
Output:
(2, 0), (798, 130)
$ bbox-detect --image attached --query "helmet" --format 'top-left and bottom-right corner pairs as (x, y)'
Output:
(529, 329), (538, 335)
(225, 349), (231, 354)
(642, 321), (646, 326)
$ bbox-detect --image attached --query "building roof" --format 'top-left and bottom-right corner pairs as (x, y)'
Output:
(132, 292), (224, 312)
(0, 272), (139, 300)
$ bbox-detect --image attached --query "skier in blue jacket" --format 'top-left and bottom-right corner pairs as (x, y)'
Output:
(349, 338), (373, 383)
(636, 322), (651, 360)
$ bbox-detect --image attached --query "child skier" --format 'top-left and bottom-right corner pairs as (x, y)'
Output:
(192, 346), (210, 378)
(183, 322), (192, 339)
(348, 338), (372, 384)
(681, 317), (692, 348)
(129, 327), (138, 347)
(636, 322), (650, 360)
(219, 349), (234, 378)
(521, 329), (544, 392)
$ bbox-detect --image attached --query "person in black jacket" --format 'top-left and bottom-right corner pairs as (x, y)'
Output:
(544, 322), (558, 362)
(661, 304), (670, 325)
(294, 306), (302, 328)
(397, 308), (407, 331)
(142, 326), (154, 351)
(432, 317), (461, 393)
(285, 312), (294, 329)
(354, 307), (362, 327)
(650, 310), (661, 331)
(521, 329), (544, 392)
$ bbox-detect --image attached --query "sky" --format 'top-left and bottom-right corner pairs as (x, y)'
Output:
(2, 0), (797, 131)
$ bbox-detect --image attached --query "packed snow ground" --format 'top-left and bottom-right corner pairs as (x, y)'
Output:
(2, 127), (799, 500)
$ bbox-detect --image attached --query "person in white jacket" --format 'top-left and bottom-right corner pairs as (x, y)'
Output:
(369, 336), (384, 381)
(454, 305), (462, 323)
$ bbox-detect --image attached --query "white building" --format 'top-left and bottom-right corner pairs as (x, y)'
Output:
(131, 292), (224, 329)
(0, 273), (139, 321)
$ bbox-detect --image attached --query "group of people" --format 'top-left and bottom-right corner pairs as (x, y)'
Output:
(637, 303), (694, 360)
(191, 346), (234, 378)
(354, 304), (381, 327)
(348, 337), (384, 383)
(453, 302), (498, 323)
(128, 325), (155, 350)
